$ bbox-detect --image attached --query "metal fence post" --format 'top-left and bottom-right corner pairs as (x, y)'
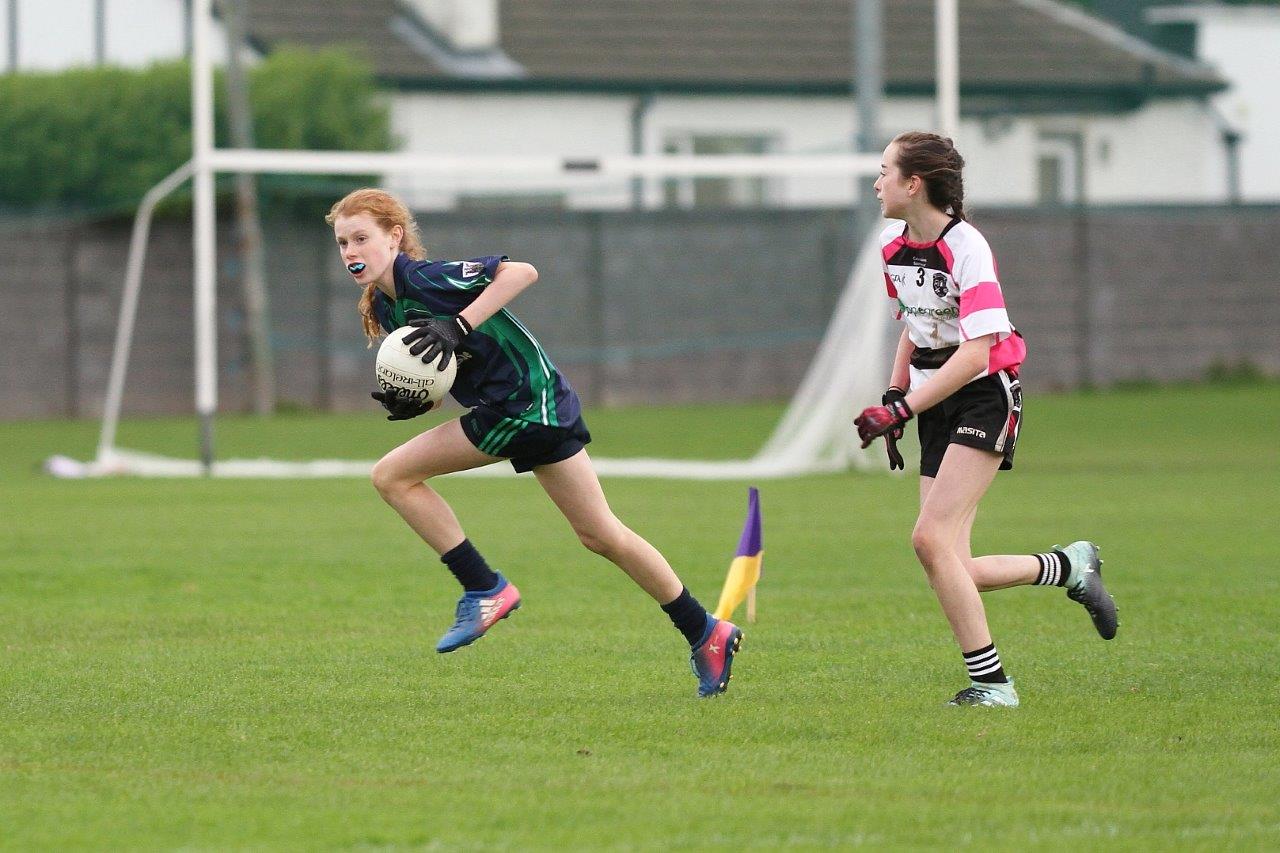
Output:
(317, 239), (334, 411)
(586, 212), (606, 402)
(64, 223), (82, 418)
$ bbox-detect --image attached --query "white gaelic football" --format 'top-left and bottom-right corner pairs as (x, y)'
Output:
(375, 326), (458, 409)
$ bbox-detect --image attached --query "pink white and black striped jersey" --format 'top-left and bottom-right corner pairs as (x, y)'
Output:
(879, 218), (1025, 387)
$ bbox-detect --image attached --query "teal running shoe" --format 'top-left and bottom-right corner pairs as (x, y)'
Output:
(1058, 540), (1118, 640)
(947, 679), (1020, 707)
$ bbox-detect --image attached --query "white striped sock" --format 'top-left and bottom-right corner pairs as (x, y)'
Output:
(1034, 552), (1062, 586)
(963, 644), (1004, 679)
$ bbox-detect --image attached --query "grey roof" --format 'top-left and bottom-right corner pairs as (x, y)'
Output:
(242, 0), (1225, 104)
(243, 1), (434, 79)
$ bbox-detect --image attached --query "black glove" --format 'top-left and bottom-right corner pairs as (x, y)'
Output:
(881, 387), (907, 471)
(403, 315), (472, 371)
(371, 387), (431, 421)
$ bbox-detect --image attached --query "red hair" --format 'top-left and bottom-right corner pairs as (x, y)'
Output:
(325, 188), (426, 343)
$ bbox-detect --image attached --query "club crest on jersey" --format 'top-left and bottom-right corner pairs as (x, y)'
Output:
(932, 272), (949, 298)
(461, 261), (486, 278)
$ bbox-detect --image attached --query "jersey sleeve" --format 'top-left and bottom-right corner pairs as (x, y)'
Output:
(403, 255), (508, 298)
(951, 231), (1012, 342)
(879, 223), (905, 321)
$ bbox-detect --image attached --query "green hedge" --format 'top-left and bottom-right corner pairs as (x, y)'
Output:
(0, 48), (392, 214)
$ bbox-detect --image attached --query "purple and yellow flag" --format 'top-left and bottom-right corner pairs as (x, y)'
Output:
(713, 487), (763, 621)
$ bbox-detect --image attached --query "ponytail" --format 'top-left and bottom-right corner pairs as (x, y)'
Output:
(357, 283), (380, 343)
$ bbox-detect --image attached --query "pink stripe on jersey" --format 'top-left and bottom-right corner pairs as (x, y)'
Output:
(882, 236), (906, 263)
(988, 332), (1026, 376)
(936, 238), (955, 275)
(884, 272), (898, 298)
(959, 281), (1005, 318)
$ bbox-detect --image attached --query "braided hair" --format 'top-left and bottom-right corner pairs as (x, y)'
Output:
(892, 132), (967, 221)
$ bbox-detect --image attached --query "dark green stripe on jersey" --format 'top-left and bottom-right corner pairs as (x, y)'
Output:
(374, 253), (579, 429)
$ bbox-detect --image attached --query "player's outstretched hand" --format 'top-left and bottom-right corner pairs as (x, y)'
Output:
(881, 387), (907, 470)
(854, 398), (913, 449)
(371, 388), (432, 421)
(403, 316), (472, 371)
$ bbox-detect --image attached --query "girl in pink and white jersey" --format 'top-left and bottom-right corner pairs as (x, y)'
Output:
(855, 132), (1117, 707)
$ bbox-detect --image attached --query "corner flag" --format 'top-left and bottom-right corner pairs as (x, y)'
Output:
(713, 487), (762, 623)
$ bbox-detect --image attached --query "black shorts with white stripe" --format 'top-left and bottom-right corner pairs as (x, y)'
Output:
(917, 369), (1022, 478)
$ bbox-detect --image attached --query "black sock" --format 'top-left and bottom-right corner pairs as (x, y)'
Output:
(963, 643), (1008, 684)
(1033, 551), (1070, 586)
(660, 587), (710, 646)
(441, 539), (500, 592)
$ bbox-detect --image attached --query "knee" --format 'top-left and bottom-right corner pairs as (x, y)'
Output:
(911, 522), (950, 569)
(575, 520), (628, 559)
(370, 456), (411, 501)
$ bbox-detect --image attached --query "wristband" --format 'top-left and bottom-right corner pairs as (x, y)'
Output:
(888, 397), (913, 422)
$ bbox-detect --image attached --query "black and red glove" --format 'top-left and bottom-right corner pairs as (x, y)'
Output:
(403, 315), (472, 371)
(855, 396), (913, 450)
(880, 387), (907, 470)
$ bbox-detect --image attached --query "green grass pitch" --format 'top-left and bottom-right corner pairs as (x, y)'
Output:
(1, 383), (1277, 848)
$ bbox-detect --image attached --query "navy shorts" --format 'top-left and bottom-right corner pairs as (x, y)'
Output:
(917, 370), (1022, 478)
(460, 406), (592, 473)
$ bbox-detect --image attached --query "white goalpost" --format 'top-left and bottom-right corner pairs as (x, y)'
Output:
(46, 0), (962, 480)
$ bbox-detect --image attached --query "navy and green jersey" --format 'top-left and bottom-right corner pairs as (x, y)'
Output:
(373, 253), (580, 427)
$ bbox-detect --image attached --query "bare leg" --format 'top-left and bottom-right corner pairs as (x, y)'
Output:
(370, 419), (498, 554)
(926, 477), (1041, 592)
(966, 554), (1041, 591)
(912, 444), (1002, 651)
(533, 449), (684, 604)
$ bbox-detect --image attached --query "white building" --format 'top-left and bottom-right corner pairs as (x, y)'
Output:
(0, 0), (1244, 207)
(1147, 3), (1280, 201)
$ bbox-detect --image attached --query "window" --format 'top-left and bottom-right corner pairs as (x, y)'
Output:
(1037, 156), (1064, 206)
(1151, 22), (1197, 60)
(1036, 133), (1081, 205)
(662, 133), (779, 208)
